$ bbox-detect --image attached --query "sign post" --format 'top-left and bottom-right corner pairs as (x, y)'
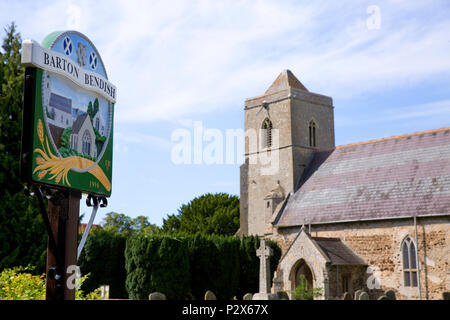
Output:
(20, 31), (116, 300)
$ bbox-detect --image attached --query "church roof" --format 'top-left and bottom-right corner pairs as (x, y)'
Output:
(48, 124), (64, 149)
(72, 113), (90, 134)
(49, 93), (72, 114)
(278, 226), (366, 266)
(312, 237), (367, 266)
(276, 127), (450, 227)
(265, 69), (308, 94)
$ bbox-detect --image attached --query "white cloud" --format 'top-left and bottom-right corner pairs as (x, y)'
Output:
(66, 2), (82, 30)
(4, 0), (450, 123)
(335, 99), (450, 127)
(114, 130), (173, 150)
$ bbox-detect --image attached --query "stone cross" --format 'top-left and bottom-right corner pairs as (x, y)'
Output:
(256, 239), (273, 294)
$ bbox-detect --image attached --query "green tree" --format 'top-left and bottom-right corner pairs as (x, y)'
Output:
(87, 101), (93, 119)
(102, 212), (134, 234)
(0, 23), (47, 273)
(87, 98), (99, 122)
(161, 193), (239, 236)
(93, 97), (99, 117)
(101, 212), (159, 235)
(60, 126), (72, 148)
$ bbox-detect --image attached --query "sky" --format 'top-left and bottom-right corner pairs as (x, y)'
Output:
(1, 0), (449, 226)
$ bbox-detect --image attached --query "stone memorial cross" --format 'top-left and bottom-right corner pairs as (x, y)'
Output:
(253, 239), (278, 300)
(256, 239), (273, 294)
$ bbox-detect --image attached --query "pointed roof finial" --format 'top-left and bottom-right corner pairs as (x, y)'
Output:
(265, 69), (308, 94)
(301, 224), (306, 232)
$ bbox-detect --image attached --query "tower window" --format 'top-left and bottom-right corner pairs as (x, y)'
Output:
(261, 118), (273, 149)
(402, 236), (418, 287)
(309, 120), (316, 147)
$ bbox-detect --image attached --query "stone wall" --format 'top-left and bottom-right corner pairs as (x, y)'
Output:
(271, 216), (449, 300)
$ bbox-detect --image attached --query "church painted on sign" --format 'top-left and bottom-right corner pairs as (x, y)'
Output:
(238, 70), (450, 300)
(43, 72), (106, 159)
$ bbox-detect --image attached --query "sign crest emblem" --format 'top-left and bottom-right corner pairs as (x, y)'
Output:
(76, 42), (87, 67)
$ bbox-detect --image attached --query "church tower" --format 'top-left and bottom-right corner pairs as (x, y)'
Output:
(238, 70), (335, 236)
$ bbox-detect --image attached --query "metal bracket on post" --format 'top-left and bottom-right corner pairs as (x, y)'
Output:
(25, 185), (57, 259)
(25, 184), (66, 298)
(77, 194), (108, 260)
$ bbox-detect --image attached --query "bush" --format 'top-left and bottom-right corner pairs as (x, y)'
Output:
(290, 274), (323, 300)
(125, 235), (190, 300)
(0, 267), (102, 300)
(0, 267), (45, 300)
(124, 234), (281, 300)
(78, 229), (127, 298)
(187, 234), (240, 299)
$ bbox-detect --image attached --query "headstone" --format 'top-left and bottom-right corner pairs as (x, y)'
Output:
(252, 240), (278, 300)
(377, 295), (388, 300)
(384, 289), (396, 300)
(343, 292), (352, 300)
(149, 292), (167, 300)
(243, 293), (253, 300)
(204, 290), (217, 300)
(186, 292), (195, 300)
(354, 289), (363, 300)
(358, 292), (369, 300)
(99, 285), (109, 299)
(277, 291), (289, 300)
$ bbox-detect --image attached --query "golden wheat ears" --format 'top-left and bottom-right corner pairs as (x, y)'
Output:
(33, 119), (111, 191)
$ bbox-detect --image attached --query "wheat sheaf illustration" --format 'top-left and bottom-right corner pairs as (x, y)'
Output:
(33, 119), (111, 191)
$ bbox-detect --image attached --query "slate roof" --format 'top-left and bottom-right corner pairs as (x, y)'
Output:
(72, 113), (89, 134)
(48, 124), (64, 148)
(312, 237), (366, 266)
(276, 127), (450, 227)
(49, 93), (72, 114)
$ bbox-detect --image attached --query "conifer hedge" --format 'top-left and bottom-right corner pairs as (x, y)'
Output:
(78, 229), (128, 299)
(124, 234), (281, 300)
(80, 232), (281, 300)
(125, 235), (190, 300)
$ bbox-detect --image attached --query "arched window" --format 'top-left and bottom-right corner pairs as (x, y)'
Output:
(261, 118), (273, 149)
(402, 236), (418, 287)
(309, 120), (316, 147)
(82, 130), (91, 156)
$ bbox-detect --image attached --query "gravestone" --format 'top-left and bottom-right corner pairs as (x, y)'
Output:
(99, 285), (109, 299)
(253, 240), (278, 300)
(149, 292), (167, 300)
(243, 293), (253, 300)
(354, 289), (363, 300)
(384, 289), (396, 300)
(358, 292), (369, 300)
(277, 291), (289, 300)
(343, 292), (352, 300)
(204, 290), (217, 300)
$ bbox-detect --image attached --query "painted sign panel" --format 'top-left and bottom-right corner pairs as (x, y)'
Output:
(21, 31), (115, 196)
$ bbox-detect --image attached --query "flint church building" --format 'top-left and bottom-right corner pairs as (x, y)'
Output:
(238, 70), (450, 300)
